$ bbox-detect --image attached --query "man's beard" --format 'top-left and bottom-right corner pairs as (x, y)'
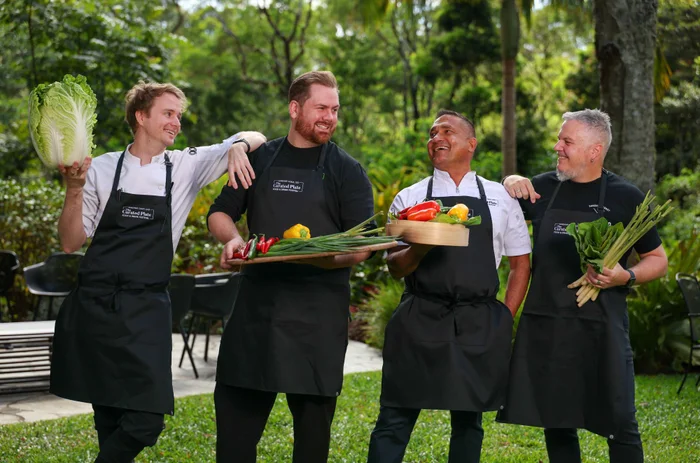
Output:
(295, 117), (334, 145)
(556, 161), (585, 182)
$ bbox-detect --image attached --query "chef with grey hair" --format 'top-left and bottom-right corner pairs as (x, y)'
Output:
(497, 109), (668, 463)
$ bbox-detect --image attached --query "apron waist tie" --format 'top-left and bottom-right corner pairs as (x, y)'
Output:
(407, 290), (496, 336)
(79, 274), (168, 308)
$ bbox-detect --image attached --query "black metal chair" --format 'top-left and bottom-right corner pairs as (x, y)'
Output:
(179, 272), (239, 367)
(676, 272), (700, 394)
(169, 274), (198, 379)
(0, 251), (20, 321)
(23, 253), (83, 321)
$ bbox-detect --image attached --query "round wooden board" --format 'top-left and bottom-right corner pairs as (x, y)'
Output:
(226, 240), (398, 265)
(386, 220), (470, 247)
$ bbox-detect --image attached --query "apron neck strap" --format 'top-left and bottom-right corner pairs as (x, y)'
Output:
(164, 153), (173, 208)
(316, 143), (327, 171)
(111, 150), (127, 193)
(545, 170), (608, 216)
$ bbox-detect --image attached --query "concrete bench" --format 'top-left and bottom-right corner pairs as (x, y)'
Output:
(0, 321), (55, 394)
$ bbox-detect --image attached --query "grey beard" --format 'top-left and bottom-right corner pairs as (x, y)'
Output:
(556, 169), (573, 182)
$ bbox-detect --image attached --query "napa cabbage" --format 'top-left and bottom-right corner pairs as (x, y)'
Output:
(29, 74), (97, 168)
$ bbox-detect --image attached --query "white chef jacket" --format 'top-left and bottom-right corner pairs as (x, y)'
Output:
(82, 134), (241, 251)
(390, 169), (532, 267)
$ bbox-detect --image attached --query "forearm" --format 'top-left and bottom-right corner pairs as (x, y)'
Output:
(236, 131), (266, 152)
(208, 212), (242, 244)
(330, 251), (371, 269)
(629, 252), (668, 284)
(58, 188), (87, 253)
(387, 244), (432, 279)
(504, 255), (531, 316)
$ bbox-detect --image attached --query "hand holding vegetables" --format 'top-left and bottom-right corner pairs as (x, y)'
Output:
(567, 192), (673, 307)
(58, 158), (92, 189)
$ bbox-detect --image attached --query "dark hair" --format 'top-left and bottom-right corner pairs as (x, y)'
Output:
(435, 109), (475, 136)
(125, 82), (187, 135)
(288, 71), (338, 106)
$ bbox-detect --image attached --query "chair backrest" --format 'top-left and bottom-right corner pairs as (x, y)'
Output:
(676, 273), (700, 341)
(0, 251), (20, 295)
(23, 253), (84, 295)
(169, 274), (195, 324)
(191, 272), (241, 318)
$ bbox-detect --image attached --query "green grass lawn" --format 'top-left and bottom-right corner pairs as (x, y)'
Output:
(1, 373), (698, 462)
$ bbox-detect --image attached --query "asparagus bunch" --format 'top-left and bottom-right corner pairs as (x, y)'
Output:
(568, 192), (673, 307)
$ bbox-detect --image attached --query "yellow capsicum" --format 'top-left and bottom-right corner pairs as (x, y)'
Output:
(447, 203), (469, 222)
(283, 224), (311, 239)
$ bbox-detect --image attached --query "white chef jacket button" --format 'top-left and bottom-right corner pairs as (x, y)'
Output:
(500, 405), (504, 410)
(609, 434), (614, 440)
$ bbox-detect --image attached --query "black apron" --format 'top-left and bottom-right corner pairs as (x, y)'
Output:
(216, 139), (351, 397)
(498, 172), (635, 439)
(380, 175), (514, 411)
(50, 151), (175, 415)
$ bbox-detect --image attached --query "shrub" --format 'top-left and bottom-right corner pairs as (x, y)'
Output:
(356, 277), (405, 349)
(627, 232), (700, 372)
(0, 177), (67, 319)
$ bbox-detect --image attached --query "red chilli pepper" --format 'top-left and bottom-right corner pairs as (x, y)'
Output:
(256, 235), (266, 252)
(242, 238), (254, 260)
(261, 237), (280, 254)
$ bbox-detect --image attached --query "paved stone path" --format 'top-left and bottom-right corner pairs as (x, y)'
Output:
(0, 335), (383, 425)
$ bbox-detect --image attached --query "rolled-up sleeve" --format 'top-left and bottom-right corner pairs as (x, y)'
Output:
(193, 134), (242, 189)
(82, 168), (100, 238)
(504, 195), (532, 256)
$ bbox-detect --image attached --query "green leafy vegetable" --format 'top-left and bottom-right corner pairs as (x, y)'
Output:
(566, 217), (623, 274)
(429, 213), (482, 227)
(29, 74), (97, 168)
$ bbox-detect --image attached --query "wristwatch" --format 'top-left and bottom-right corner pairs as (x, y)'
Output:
(625, 269), (636, 288)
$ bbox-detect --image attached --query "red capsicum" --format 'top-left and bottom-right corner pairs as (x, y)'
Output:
(399, 200), (442, 221)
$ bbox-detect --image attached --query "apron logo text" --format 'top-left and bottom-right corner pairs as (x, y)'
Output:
(122, 206), (155, 220)
(272, 180), (304, 193)
(553, 223), (570, 235)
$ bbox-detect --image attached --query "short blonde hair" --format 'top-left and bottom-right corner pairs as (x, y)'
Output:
(125, 82), (187, 134)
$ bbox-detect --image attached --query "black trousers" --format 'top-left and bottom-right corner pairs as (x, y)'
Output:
(214, 382), (338, 463)
(367, 406), (484, 463)
(544, 414), (644, 463)
(92, 405), (164, 463)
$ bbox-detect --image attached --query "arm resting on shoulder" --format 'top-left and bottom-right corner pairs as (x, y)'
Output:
(504, 254), (531, 317)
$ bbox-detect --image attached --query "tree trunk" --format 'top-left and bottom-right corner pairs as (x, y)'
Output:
(500, 0), (520, 177)
(502, 57), (517, 176)
(594, 0), (657, 192)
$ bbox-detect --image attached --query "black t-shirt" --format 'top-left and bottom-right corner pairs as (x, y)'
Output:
(208, 138), (374, 233)
(521, 171), (662, 261)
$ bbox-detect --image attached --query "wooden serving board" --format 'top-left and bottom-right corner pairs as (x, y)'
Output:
(385, 219), (470, 247)
(226, 240), (399, 265)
